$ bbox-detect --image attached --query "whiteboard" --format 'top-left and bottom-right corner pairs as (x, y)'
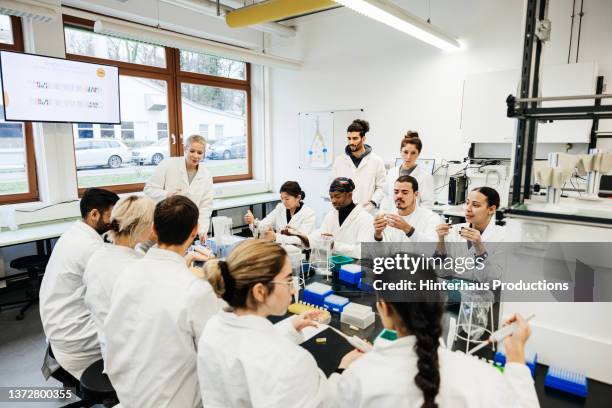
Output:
(298, 109), (364, 169)
(0, 51), (120, 124)
(298, 112), (334, 169)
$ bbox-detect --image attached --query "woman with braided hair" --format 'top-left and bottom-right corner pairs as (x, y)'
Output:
(332, 265), (539, 407)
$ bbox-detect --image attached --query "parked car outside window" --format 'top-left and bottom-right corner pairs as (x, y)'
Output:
(75, 139), (131, 169)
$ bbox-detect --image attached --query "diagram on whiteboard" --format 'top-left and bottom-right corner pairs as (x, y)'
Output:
(299, 112), (333, 169)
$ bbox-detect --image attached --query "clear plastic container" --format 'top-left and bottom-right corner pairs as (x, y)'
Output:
(340, 302), (375, 329)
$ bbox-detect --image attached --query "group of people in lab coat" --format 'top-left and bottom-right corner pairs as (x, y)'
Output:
(41, 188), (220, 406)
(37, 119), (537, 407)
(196, 240), (538, 408)
(243, 119), (504, 274)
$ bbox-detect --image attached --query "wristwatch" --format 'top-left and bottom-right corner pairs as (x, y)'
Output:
(405, 226), (415, 238)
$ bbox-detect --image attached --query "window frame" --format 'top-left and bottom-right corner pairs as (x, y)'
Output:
(0, 16), (39, 204)
(63, 15), (253, 194)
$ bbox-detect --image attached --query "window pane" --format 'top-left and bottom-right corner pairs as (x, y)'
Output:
(0, 15), (13, 45)
(121, 121), (135, 140)
(157, 122), (168, 140)
(215, 124), (224, 138)
(64, 26), (166, 68)
(180, 83), (247, 177)
(100, 124), (115, 138)
(73, 76), (170, 188)
(180, 50), (246, 80)
(199, 124), (209, 138)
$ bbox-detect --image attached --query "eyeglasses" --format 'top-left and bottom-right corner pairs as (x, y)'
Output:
(271, 278), (295, 288)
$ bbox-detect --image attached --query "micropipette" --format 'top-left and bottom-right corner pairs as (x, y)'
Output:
(323, 324), (373, 353)
(468, 314), (535, 355)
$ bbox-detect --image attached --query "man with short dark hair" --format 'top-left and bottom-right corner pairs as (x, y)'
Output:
(105, 195), (221, 408)
(331, 119), (386, 211)
(374, 175), (440, 243)
(40, 188), (119, 379)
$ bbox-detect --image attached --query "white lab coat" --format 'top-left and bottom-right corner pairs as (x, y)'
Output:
(331, 151), (387, 206)
(331, 335), (539, 408)
(144, 156), (213, 236)
(440, 217), (506, 282)
(257, 203), (316, 247)
(82, 244), (142, 360)
(310, 205), (374, 259)
(104, 247), (221, 408)
(197, 311), (329, 408)
(379, 206), (441, 243)
(39, 221), (103, 378)
(383, 164), (435, 210)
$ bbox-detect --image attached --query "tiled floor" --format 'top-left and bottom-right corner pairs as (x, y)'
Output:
(0, 301), (80, 407)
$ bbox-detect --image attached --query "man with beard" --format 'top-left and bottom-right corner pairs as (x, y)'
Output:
(306, 177), (374, 259)
(331, 119), (386, 212)
(39, 188), (119, 379)
(374, 175), (440, 243)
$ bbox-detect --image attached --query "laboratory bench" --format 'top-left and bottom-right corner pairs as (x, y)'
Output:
(274, 269), (612, 407)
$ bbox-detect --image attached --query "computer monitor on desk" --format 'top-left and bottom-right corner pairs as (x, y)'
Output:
(394, 158), (435, 175)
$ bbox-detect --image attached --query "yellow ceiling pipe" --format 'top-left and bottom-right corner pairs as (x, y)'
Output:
(226, 0), (336, 28)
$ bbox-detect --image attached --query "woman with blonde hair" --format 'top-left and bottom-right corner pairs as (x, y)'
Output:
(197, 239), (362, 407)
(144, 134), (213, 241)
(83, 195), (156, 358)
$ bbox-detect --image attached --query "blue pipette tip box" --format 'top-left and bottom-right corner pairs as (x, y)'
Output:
(358, 276), (375, 293)
(323, 294), (350, 313)
(544, 366), (588, 398)
(339, 264), (363, 285)
(303, 282), (333, 307)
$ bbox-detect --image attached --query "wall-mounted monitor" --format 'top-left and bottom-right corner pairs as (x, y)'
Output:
(0, 50), (120, 124)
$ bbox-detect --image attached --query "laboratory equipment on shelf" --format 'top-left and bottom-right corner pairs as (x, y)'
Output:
(578, 149), (612, 200)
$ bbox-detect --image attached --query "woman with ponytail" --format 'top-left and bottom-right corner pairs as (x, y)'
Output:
(197, 239), (362, 407)
(333, 265), (538, 407)
(244, 181), (316, 248)
(83, 195), (155, 358)
(383, 131), (435, 210)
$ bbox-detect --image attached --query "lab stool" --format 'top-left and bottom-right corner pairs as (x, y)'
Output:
(0, 254), (49, 320)
(47, 345), (80, 389)
(60, 359), (118, 408)
(80, 359), (118, 407)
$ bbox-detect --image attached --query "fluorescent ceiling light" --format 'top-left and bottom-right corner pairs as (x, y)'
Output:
(0, 0), (60, 22)
(94, 19), (302, 69)
(335, 0), (460, 51)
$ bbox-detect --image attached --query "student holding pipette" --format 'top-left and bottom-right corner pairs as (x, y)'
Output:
(330, 265), (539, 408)
(244, 181), (316, 248)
